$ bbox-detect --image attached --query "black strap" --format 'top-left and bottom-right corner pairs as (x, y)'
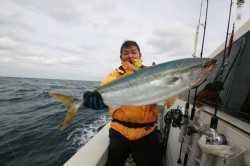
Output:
(112, 118), (156, 128)
(118, 66), (126, 72)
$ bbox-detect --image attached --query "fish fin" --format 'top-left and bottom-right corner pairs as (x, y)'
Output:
(60, 111), (76, 131)
(166, 77), (179, 85)
(50, 93), (82, 131)
(50, 93), (75, 109)
(128, 62), (141, 71)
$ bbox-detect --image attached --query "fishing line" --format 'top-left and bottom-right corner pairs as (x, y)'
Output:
(0, 129), (21, 166)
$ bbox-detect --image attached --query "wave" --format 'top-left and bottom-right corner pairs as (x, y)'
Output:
(0, 77), (103, 166)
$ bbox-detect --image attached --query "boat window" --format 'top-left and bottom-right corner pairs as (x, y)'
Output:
(194, 33), (250, 123)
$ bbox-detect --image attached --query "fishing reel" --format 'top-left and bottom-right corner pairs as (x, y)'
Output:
(164, 107), (183, 127)
(187, 126), (229, 145)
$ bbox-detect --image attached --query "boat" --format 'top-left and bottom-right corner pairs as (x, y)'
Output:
(63, 19), (250, 166)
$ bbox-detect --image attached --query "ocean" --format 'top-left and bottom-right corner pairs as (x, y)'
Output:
(0, 76), (110, 166)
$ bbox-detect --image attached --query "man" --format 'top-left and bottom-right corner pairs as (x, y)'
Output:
(84, 40), (161, 166)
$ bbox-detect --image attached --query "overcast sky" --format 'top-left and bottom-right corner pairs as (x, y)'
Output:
(0, 0), (249, 81)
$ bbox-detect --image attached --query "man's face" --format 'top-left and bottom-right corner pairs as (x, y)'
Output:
(120, 46), (141, 63)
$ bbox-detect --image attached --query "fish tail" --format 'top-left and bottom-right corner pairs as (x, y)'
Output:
(50, 93), (82, 131)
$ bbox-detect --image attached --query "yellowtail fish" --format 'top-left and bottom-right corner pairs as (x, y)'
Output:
(51, 58), (217, 131)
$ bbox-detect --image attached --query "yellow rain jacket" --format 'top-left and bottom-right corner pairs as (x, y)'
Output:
(100, 60), (159, 140)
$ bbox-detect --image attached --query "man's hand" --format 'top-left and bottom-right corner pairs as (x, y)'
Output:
(83, 91), (107, 110)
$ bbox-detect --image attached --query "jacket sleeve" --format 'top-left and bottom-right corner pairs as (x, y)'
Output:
(100, 70), (119, 86)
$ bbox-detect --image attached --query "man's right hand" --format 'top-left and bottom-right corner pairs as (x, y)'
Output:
(83, 91), (107, 110)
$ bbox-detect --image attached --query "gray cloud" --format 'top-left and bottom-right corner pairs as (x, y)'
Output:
(0, 0), (249, 81)
(148, 22), (194, 57)
(12, 0), (84, 24)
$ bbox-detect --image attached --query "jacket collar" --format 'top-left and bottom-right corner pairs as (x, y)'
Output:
(117, 59), (143, 74)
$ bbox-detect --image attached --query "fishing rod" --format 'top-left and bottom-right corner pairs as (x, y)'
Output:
(177, 90), (190, 165)
(176, 0), (206, 165)
(210, 0), (234, 130)
(191, 0), (209, 118)
(181, 0), (242, 164)
(182, 0), (209, 165)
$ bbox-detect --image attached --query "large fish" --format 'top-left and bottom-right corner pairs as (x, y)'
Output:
(51, 58), (217, 131)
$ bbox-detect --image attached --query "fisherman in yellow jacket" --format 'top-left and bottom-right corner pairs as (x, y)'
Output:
(83, 40), (161, 166)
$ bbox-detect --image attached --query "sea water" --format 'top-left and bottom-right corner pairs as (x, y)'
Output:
(0, 77), (110, 166)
